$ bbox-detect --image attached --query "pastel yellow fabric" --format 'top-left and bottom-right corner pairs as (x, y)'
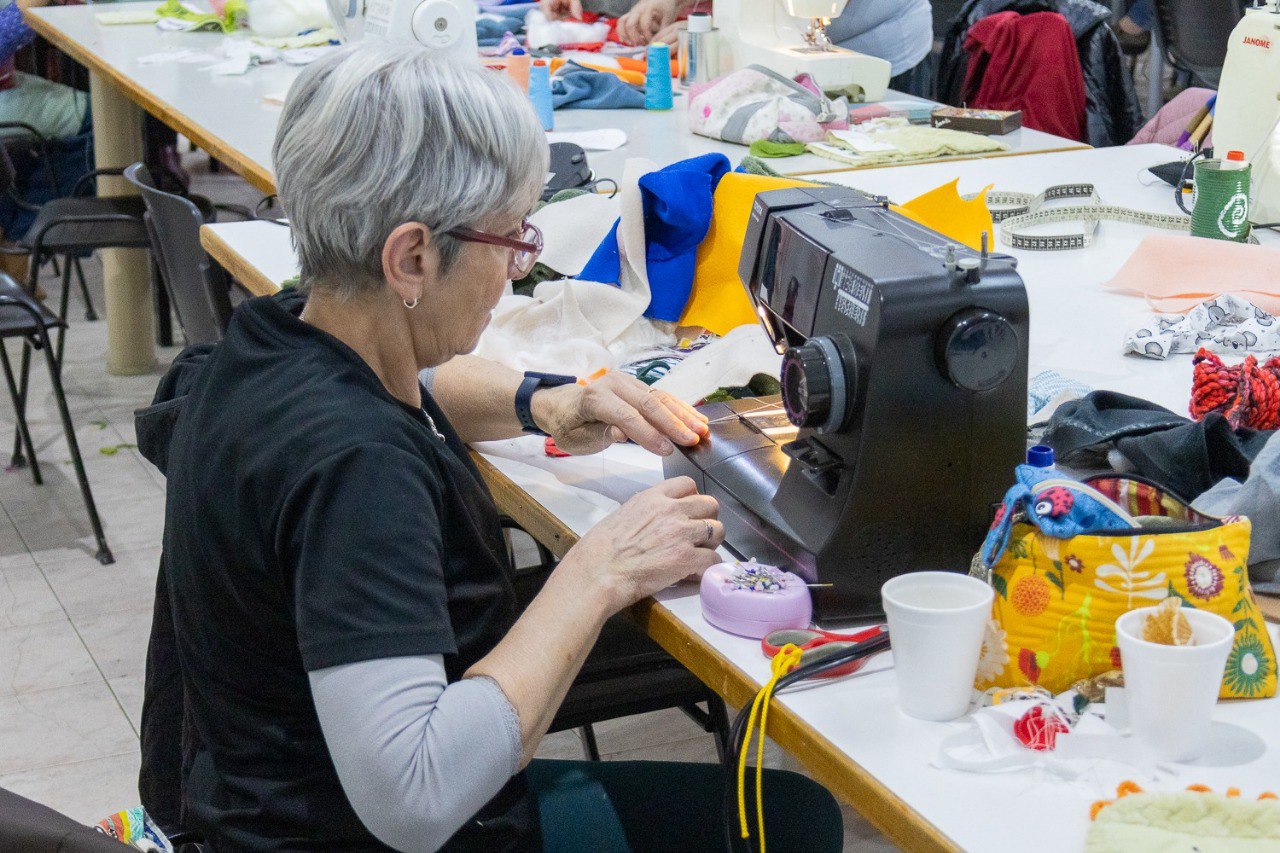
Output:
(1088, 791), (1280, 852)
(977, 518), (1277, 699)
(684, 175), (994, 333)
(684, 174), (818, 335)
(898, 179), (995, 252)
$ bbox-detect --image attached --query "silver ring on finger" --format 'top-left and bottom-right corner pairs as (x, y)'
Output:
(704, 520), (714, 543)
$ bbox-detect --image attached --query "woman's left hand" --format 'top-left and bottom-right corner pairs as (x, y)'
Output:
(530, 373), (709, 456)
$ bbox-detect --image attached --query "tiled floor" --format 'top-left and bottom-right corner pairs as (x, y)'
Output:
(0, 162), (894, 849)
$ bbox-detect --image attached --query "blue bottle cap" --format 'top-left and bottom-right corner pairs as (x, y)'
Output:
(1026, 444), (1055, 468)
(511, 47), (525, 55)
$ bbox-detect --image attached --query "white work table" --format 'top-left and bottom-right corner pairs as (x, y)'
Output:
(202, 141), (1280, 851)
(27, 2), (1087, 191)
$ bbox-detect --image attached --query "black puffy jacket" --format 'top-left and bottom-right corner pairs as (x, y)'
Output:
(937, 0), (1143, 147)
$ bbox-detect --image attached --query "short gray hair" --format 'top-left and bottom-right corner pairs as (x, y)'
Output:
(273, 44), (549, 299)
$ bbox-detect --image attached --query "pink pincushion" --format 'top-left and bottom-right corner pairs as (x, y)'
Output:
(699, 561), (813, 639)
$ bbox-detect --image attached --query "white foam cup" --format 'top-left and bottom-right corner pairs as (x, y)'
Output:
(1115, 606), (1233, 762)
(881, 572), (994, 721)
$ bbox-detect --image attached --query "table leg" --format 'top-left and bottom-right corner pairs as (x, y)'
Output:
(88, 71), (155, 376)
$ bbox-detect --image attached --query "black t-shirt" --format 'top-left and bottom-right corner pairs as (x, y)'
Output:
(162, 294), (529, 850)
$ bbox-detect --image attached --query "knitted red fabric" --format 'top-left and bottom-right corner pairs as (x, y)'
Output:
(1012, 705), (1070, 751)
(1190, 348), (1280, 430)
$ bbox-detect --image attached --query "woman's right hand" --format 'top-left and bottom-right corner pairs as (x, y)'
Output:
(615, 0), (680, 45)
(564, 476), (723, 611)
(539, 0), (583, 20)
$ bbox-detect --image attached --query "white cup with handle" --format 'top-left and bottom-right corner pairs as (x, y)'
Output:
(881, 572), (993, 721)
(1115, 606), (1233, 762)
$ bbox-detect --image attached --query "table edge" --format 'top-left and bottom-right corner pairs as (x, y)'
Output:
(200, 224), (280, 297)
(26, 8), (278, 195)
(470, 452), (959, 853)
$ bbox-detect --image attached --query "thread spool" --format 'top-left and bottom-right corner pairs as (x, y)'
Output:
(529, 60), (554, 131)
(1187, 152), (1251, 242)
(506, 48), (530, 93)
(645, 42), (673, 110)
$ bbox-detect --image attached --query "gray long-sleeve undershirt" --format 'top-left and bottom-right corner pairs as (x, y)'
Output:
(308, 655), (522, 853)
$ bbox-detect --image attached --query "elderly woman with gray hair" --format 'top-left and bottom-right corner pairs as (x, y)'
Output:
(148, 43), (843, 852)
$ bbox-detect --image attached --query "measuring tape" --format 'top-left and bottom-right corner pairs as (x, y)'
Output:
(961, 183), (1192, 251)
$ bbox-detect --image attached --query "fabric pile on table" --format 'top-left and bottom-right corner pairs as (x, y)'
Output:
(1125, 295), (1280, 360)
(806, 119), (1009, 167)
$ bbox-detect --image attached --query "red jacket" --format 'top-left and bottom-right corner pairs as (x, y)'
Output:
(963, 10), (1087, 142)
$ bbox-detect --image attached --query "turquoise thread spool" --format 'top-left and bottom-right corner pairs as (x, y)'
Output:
(645, 42), (673, 110)
(1179, 151), (1252, 242)
(529, 60), (554, 131)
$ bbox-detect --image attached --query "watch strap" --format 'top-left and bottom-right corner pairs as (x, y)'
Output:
(515, 372), (577, 436)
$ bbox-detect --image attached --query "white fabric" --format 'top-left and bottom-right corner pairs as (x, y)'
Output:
(933, 698), (1163, 781)
(524, 9), (609, 48)
(529, 192), (621, 277)
(246, 0), (332, 38)
(651, 324), (782, 404)
(473, 158), (677, 376)
(1124, 294), (1280, 360)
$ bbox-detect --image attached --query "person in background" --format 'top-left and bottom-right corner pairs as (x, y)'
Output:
(142, 42), (845, 851)
(0, 0), (90, 286)
(542, 0), (936, 97)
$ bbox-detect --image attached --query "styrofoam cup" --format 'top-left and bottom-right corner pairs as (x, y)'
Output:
(1115, 607), (1233, 762)
(881, 572), (993, 721)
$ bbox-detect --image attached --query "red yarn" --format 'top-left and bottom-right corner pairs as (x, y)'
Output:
(1012, 705), (1070, 751)
(1190, 348), (1280, 430)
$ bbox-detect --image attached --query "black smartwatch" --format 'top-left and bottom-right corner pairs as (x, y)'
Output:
(515, 371), (577, 436)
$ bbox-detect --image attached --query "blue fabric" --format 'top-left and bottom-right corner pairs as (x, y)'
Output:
(578, 153), (731, 322)
(1127, 0), (1154, 32)
(0, 2), (34, 62)
(978, 466), (1139, 570)
(475, 15), (524, 46)
(551, 63), (645, 110)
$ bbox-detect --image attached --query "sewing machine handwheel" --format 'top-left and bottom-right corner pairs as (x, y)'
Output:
(781, 335), (855, 432)
(937, 309), (1019, 393)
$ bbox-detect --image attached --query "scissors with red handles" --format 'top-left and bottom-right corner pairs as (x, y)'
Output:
(760, 624), (889, 678)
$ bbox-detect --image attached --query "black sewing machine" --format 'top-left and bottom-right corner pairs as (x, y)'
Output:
(664, 186), (1029, 622)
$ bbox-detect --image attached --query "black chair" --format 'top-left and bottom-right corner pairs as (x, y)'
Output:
(503, 520), (731, 761)
(1151, 0), (1242, 88)
(125, 163), (233, 345)
(0, 274), (111, 564)
(0, 785), (125, 853)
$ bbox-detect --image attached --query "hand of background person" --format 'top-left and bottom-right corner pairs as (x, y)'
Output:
(615, 0), (679, 45)
(565, 476), (723, 610)
(16, 0), (53, 9)
(531, 371), (708, 456)
(539, 0), (583, 20)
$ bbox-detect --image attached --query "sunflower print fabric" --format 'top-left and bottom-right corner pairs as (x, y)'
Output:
(977, 517), (1276, 699)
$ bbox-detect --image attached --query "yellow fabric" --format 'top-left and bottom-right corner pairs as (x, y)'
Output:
(898, 179), (995, 252)
(977, 518), (1277, 699)
(685, 174), (819, 335)
(685, 175), (995, 332)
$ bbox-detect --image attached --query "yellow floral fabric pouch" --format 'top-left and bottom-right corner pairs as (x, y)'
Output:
(973, 474), (1276, 700)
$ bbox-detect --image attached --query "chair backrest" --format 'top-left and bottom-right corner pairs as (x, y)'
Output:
(0, 141), (18, 199)
(124, 162), (230, 345)
(1152, 0), (1241, 87)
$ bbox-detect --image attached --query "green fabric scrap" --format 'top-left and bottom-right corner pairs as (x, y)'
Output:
(748, 140), (807, 159)
(155, 0), (246, 32)
(702, 374), (782, 404)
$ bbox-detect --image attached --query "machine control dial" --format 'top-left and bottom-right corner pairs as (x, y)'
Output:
(937, 308), (1020, 392)
(781, 335), (855, 433)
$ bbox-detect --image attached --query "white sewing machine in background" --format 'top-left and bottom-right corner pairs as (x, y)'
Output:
(713, 0), (890, 97)
(1214, 1), (1280, 224)
(325, 0), (478, 58)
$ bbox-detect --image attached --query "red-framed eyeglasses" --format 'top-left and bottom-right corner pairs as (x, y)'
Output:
(448, 219), (544, 279)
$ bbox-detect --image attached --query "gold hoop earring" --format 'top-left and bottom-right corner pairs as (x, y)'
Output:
(403, 297), (419, 309)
